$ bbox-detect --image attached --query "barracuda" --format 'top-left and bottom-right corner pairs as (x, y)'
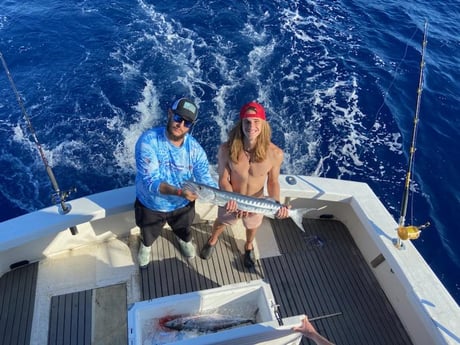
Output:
(162, 312), (256, 332)
(183, 181), (324, 231)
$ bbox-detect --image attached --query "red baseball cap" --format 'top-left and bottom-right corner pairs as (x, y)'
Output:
(239, 101), (266, 120)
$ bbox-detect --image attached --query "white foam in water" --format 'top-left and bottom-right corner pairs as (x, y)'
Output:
(114, 79), (162, 175)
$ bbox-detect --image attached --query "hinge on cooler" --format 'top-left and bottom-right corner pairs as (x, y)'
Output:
(271, 302), (283, 326)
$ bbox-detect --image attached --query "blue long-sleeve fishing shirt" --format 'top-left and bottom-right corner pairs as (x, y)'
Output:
(135, 127), (217, 212)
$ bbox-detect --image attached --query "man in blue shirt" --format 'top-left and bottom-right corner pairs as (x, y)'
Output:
(134, 97), (217, 267)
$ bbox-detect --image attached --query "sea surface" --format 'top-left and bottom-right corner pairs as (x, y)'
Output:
(0, 0), (458, 304)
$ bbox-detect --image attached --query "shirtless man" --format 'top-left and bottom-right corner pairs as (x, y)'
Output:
(199, 101), (289, 268)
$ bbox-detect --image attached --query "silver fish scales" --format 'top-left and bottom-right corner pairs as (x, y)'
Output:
(183, 181), (324, 231)
(163, 313), (255, 332)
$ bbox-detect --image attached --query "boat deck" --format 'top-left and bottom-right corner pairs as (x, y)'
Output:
(1, 218), (413, 345)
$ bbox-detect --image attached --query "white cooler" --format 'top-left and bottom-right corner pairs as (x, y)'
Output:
(127, 280), (302, 345)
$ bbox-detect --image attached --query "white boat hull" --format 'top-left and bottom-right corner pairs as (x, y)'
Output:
(1, 175), (458, 344)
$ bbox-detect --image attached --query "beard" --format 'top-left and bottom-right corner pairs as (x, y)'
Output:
(166, 120), (186, 141)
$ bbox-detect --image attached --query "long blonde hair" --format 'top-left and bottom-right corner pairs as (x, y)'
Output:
(226, 119), (272, 164)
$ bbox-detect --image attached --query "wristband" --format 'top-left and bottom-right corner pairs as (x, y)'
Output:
(177, 189), (182, 196)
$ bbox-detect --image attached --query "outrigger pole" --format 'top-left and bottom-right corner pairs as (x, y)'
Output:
(395, 22), (430, 249)
(0, 52), (78, 235)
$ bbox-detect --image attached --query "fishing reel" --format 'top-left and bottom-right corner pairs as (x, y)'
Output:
(397, 222), (430, 241)
(51, 187), (77, 214)
(50, 187), (79, 235)
(395, 222), (430, 249)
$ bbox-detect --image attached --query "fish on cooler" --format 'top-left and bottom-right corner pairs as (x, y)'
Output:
(161, 312), (256, 332)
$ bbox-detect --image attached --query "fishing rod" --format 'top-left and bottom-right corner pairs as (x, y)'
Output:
(309, 312), (342, 322)
(0, 51), (78, 235)
(395, 22), (430, 249)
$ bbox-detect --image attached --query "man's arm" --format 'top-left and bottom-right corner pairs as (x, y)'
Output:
(217, 145), (233, 192)
(266, 145), (290, 219)
(216, 144), (239, 212)
(266, 146), (284, 202)
(135, 134), (162, 194)
(292, 316), (335, 345)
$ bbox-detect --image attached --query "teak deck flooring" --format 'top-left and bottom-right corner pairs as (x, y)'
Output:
(1, 218), (413, 345)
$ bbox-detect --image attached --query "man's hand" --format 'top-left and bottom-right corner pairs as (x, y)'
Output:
(225, 200), (250, 218)
(276, 204), (290, 219)
(225, 199), (238, 212)
(182, 189), (198, 202)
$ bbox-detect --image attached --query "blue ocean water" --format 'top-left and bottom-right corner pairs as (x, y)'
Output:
(0, 0), (458, 303)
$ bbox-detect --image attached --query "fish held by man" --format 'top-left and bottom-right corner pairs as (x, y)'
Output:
(182, 181), (325, 232)
(161, 312), (256, 332)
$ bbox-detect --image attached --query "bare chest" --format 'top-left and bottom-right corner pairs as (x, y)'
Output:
(229, 151), (271, 180)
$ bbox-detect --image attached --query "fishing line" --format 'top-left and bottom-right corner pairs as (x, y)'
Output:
(373, 25), (420, 119)
(372, 25), (422, 213)
(0, 51), (78, 234)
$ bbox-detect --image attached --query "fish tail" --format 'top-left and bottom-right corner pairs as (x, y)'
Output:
(289, 207), (324, 232)
(289, 209), (306, 232)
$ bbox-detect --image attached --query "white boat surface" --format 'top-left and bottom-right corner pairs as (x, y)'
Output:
(1, 174), (459, 345)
